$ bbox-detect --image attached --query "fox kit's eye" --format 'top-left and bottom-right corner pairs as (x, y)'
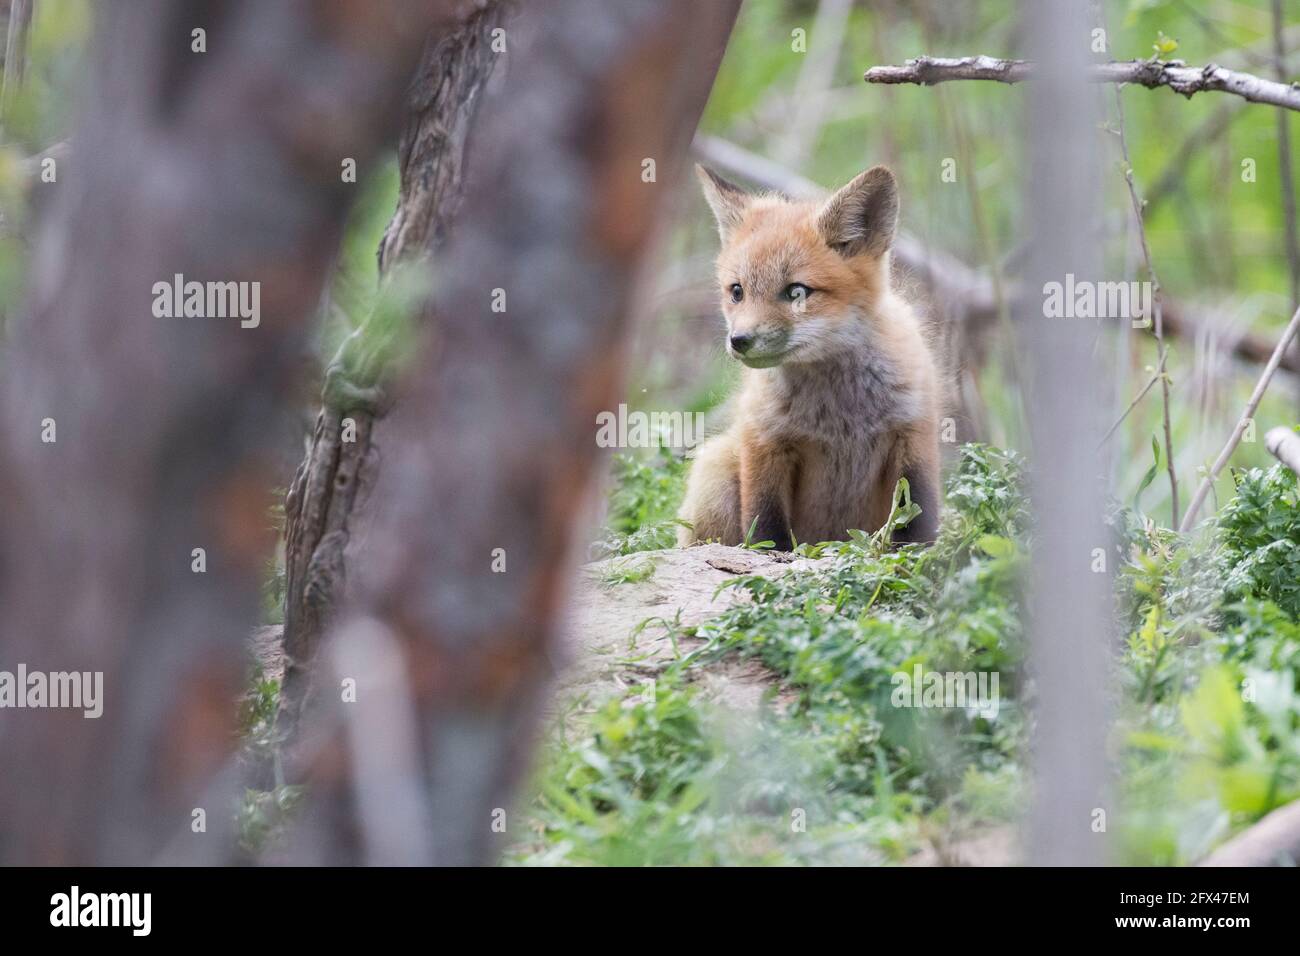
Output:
(729, 283), (744, 303)
(783, 283), (812, 302)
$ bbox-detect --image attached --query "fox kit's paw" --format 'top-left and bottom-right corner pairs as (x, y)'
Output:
(745, 509), (793, 552)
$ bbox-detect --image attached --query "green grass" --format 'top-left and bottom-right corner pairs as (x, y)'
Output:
(511, 444), (1300, 865)
(234, 666), (301, 856)
(589, 447), (691, 558)
(598, 557), (658, 588)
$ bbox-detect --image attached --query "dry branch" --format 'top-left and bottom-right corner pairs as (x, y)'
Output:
(1179, 303), (1300, 532)
(1266, 426), (1300, 474)
(865, 55), (1300, 113)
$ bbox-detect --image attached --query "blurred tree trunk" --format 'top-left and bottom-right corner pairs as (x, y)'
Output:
(0, 0), (466, 865)
(282, 0), (741, 865)
(276, 0), (508, 752)
(1018, 0), (1112, 866)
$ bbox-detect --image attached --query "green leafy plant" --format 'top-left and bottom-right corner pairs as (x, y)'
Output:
(1217, 464), (1300, 620)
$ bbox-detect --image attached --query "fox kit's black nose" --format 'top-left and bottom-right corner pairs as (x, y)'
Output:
(729, 332), (754, 354)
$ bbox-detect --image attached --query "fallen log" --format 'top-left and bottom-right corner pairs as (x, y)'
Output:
(1265, 426), (1300, 474)
(1199, 800), (1300, 866)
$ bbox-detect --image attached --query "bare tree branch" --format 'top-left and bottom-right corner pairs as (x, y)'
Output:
(1180, 303), (1300, 532)
(865, 55), (1300, 113)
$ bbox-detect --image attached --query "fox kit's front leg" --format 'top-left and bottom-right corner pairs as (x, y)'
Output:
(890, 422), (941, 546)
(739, 432), (796, 551)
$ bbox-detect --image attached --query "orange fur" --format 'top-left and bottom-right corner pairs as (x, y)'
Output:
(678, 164), (943, 548)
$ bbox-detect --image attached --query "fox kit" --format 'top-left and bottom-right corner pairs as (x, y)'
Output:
(678, 164), (942, 550)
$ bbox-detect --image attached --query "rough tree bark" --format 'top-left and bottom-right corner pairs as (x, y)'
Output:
(276, 1), (508, 752)
(0, 0), (468, 865)
(281, 0), (742, 866)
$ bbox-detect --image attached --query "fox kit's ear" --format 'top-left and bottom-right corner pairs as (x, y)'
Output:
(817, 165), (898, 258)
(696, 164), (749, 239)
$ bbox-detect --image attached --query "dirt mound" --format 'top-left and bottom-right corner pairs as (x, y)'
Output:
(559, 544), (828, 712)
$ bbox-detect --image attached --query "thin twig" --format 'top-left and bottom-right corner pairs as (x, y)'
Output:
(1180, 303), (1300, 532)
(1110, 85), (1180, 525)
(1100, 356), (1165, 447)
(864, 55), (1300, 113)
(1272, 0), (1300, 314)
